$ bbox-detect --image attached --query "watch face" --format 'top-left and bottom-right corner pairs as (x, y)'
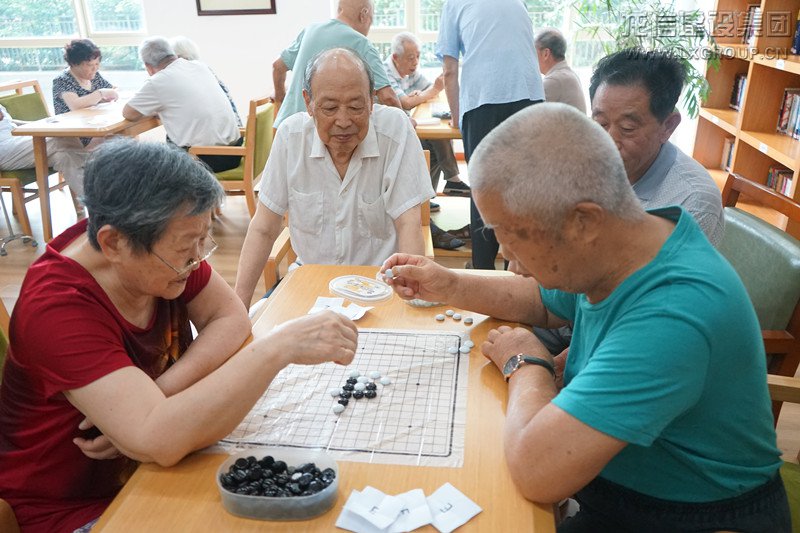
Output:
(503, 355), (521, 378)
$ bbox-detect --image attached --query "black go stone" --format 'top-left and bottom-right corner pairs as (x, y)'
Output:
(342, 383), (355, 391)
(234, 458), (249, 469)
(346, 377), (358, 385)
(271, 460), (287, 474)
(338, 398), (349, 406)
(299, 473), (313, 489)
(352, 390), (365, 399)
(365, 382), (377, 391)
(258, 455), (275, 469)
(364, 390), (377, 399)
(339, 390), (352, 399)
(222, 458), (336, 498)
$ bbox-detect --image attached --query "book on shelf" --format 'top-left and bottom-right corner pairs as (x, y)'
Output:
(720, 137), (735, 171)
(743, 4), (761, 46)
(729, 74), (747, 111)
(777, 88), (800, 137)
(792, 10), (800, 54)
(767, 165), (794, 196)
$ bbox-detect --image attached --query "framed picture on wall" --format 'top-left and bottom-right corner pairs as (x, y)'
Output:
(196, 0), (276, 16)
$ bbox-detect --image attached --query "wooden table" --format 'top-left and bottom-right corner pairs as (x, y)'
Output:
(94, 264), (556, 532)
(412, 99), (461, 140)
(11, 102), (159, 242)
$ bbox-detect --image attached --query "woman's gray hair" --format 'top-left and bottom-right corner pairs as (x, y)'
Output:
(470, 103), (644, 234)
(82, 139), (225, 253)
(170, 36), (200, 61)
(303, 47), (374, 100)
(139, 36), (176, 67)
(392, 31), (420, 56)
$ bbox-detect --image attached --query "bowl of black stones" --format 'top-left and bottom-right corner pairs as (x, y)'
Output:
(216, 448), (339, 520)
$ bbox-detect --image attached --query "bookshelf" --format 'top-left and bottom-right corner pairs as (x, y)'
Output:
(692, 0), (800, 237)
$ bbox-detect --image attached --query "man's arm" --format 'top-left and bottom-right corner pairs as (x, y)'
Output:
(122, 104), (145, 121)
(442, 56), (460, 129)
(272, 57), (289, 105)
(234, 201), (285, 307)
(155, 270), (251, 395)
(393, 205), (424, 256)
(399, 75), (445, 110)
(376, 86), (402, 109)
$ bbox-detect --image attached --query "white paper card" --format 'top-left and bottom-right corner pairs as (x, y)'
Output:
(336, 490), (390, 533)
(427, 483), (482, 533)
(348, 486), (405, 529)
(308, 297), (373, 321)
(388, 489), (433, 533)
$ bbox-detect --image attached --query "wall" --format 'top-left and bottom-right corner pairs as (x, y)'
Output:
(140, 0), (333, 116)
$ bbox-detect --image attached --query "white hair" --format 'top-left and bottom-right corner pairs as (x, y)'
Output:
(139, 36), (175, 67)
(392, 32), (420, 56)
(170, 36), (200, 61)
(470, 103), (645, 232)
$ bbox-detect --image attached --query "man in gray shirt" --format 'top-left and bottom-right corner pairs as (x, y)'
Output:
(535, 29), (586, 113)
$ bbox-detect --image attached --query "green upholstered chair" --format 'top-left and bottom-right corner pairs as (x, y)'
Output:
(719, 173), (800, 423)
(0, 80), (65, 236)
(190, 96), (275, 217)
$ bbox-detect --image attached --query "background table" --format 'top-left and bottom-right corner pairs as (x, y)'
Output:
(412, 99), (461, 140)
(94, 265), (556, 532)
(11, 101), (159, 241)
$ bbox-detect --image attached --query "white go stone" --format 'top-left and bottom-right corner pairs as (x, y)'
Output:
(435, 314), (446, 321)
(445, 309), (455, 317)
(349, 370), (361, 378)
(332, 404), (345, 414)
(369, 371), (381, 379)
(464, 317), (474, 325)
(384, 268), (394, 279)
(354, 382), (366, 391)
(452, 313), (462, 321)
(357, 376), (369, 384)
(380, 376), (392, 385)
(447, 346), (459, 354)
(459, 345), (471, 353)
(329, 387), (342, 397)
(464, 340), (475, 348)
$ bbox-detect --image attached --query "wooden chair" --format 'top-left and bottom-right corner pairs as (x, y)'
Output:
(719, 173), (800, 421)
(190, 97), (275, 216)
(261, 151), (436, 291)
(767, 374), (800, 528)
(0, 80), (67, 236)
(0, 498), (19, 533)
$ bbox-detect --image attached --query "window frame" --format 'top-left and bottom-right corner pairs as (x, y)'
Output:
(369, 0), (438, 47)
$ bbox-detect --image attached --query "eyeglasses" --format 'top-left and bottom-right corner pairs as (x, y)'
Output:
(152, 234), (218, 276)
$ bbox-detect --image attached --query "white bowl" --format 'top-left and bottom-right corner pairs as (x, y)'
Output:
(216, 448), (339, 521)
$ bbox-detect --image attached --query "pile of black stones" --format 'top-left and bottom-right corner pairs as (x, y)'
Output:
(219, 455), (336, 497)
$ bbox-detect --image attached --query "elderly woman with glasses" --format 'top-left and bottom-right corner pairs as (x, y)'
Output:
(0, 139), (358, 533)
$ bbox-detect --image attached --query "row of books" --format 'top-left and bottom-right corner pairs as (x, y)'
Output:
(742, 4), (761, 46)
(777, 88), (800, 138)
(729, 74), (746, 111)
(720, 137), (734, 172)
(767, 165), (794, 196)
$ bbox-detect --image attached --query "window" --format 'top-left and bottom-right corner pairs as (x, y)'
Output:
(0, 0), (146, 72)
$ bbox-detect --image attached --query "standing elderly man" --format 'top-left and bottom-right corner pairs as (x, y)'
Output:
(436, 0), (544, 269)
(535, 28), (586, 113)
(381, 103), (789, 532)
(122, 37), (242, 172)
(235, 48), (433, 307)
(273, 0), (401, 128)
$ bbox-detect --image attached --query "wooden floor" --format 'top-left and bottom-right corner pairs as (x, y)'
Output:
(1, 187), (798, 464)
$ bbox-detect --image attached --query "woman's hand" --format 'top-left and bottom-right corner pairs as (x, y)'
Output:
(98, 88), (119, 103)
(266, 311), (358, 366)
(73, 417), (122, 460)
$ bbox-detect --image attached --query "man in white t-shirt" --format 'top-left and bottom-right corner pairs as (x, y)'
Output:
(123, 36), (241, 172)
(235, 48), (433, 307)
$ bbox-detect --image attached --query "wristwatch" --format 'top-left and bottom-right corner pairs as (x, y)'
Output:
(502, 353), (556, 382)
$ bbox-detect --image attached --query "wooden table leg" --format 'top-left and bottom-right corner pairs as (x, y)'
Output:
(32, 137), (52, 242)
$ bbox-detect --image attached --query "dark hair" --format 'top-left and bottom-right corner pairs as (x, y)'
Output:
(535, 29), (567, 61)
(82, 139), (225, 253)
(64, 39), (102, 66)
(303, 47), (374, 99)
(589, 48), (687, 121)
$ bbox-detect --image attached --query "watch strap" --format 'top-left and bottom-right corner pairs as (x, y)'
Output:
(506, 354), (556, 382)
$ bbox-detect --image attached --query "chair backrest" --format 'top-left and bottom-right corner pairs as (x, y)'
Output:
(719, 173), (800, 384)
(0, 80), (49, 121)
(244, 97), (275, 185)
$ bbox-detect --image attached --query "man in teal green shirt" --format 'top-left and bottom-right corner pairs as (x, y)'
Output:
(380, 102), (789, 532)
(272, 0), (400, 128)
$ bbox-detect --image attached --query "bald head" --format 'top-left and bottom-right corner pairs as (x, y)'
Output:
(304, 47), (373, 100)
(337, 0), (374, 35)
(470, 103), (644, 231)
